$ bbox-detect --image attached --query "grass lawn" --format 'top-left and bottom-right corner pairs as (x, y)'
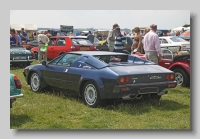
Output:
(10, 61), (190, 129)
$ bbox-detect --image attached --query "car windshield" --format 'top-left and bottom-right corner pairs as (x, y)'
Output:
(71, 38), (93, 45)
(170, 37), (187, 42)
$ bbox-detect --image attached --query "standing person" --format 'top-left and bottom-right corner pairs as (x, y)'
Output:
(87, 31), (94, 44)
(113, 27), (126, 53)
(10, 29), (18, 45)
(16, 31), (21, 45)
(46, 30), (52, 38)
(37, 31), (49, 63)
(20, 28), (28, 42)
(131, 27), (145, 54)
(107, 23), (119, 52)
(143, 24), (162, 64)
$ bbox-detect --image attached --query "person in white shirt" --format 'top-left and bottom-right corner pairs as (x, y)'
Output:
(37, 31), (49, 63)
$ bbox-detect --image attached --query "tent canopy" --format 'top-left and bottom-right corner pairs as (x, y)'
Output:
(10, 24), (25, 31)
(10, 24), (38, 31)
(24, 24), (38, 31)
(171, 26), (187, 31)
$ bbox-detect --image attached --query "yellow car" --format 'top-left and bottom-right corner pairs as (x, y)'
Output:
(99, 40), (106, 45)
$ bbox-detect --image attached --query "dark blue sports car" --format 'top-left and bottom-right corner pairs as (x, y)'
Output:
(23, 51), (177, 108)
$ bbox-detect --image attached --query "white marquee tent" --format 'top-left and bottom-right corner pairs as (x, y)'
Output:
(171, 26), (187, 31)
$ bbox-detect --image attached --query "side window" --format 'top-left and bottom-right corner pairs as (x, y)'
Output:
(57, 54), (81, 66)
(162, 39), (168, 44)
(48, 38), (56, 46)
(56, 38), (66, 46)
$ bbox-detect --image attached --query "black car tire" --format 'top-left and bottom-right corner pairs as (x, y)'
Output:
(82, 81), (102, 108)
(30, 72), (42, 92)
(150, 94), (161, 100)
(173, 68), (189, 87)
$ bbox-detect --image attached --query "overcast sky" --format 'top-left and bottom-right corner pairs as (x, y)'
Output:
(10, 10), (190, 30)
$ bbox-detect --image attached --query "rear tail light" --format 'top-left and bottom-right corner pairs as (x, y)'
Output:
(168, 83), (176, 88)
(89, 46), (96, 51)
(119, 76), (130, 84)
(13, 75), (22, 89)
(165, 73), (175, 81)
(71, 46), (76, 51)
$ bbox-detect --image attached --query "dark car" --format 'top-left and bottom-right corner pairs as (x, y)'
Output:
(96, 36), (133, 54)
(23, 51), (177, 108)
(10, 45), (36, 66)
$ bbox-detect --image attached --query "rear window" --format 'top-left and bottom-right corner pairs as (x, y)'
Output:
(71, 38), (93, 45)
(93, 55), (128, 64)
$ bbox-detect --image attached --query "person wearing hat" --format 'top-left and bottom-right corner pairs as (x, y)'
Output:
(113, 27), (126, 53)
(37, 31), (49, 63)
(143, 24), (162, 64)
(107, 23), (119, 52)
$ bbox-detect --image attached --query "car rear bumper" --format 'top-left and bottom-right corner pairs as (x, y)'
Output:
(99, 81), (176, 99)
(10, 59), (35, 63)
(10, 93), (24, 99)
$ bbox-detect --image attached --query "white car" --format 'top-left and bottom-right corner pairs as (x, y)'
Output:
(159, 36), (190, 53)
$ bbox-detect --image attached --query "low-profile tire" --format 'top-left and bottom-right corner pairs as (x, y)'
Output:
(173, 68), (189, 87)
(82, 81), (102, 108)
(30, 72), (42, 92)
(150, 94), (161, 100)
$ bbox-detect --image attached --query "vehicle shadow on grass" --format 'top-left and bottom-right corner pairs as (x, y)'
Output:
(10, 114), (32, 128)
(102, 96), (189, 116)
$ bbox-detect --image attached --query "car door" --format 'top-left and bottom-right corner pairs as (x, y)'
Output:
(51, 37), (67, 58)
(42, 53), (81, 90)
(46, 38), (57, 59)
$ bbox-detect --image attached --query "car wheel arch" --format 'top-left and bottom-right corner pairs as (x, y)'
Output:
(79, 79), (101, 98)
(170, 66), (190, 87)
(27, 70), (47, 88)
(59, 52), (66, 55)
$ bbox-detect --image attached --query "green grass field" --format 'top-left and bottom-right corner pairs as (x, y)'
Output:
(10, 61), (190, 129)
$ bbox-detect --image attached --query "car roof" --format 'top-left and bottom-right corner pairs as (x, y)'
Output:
(67, 51), (128, 56)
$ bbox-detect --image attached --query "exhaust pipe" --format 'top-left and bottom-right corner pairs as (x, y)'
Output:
(129, 94), (136, 99)
(136, 94), (142, 99)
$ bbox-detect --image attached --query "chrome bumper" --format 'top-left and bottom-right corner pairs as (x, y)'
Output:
(10, 94), (24, 99)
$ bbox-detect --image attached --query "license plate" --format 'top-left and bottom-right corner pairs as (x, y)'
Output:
(138, 87), (158, 94)
(80, 47), (89, 50)
(14, 56), (26, 60)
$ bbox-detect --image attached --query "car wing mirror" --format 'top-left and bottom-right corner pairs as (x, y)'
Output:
(42, 61), (48, 67)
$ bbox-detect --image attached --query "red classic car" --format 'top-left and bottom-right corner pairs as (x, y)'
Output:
(31, 36), (97, 60)
(133, 49), (190, 87)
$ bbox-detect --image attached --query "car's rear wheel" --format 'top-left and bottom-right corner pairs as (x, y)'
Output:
(30, 72), (42, 92)
(82, 81), (101, 108)
(173, 68), (189, 87)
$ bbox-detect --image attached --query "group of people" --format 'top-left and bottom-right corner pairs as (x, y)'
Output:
(107, 23), (162, 64)
(10, 28), (28, 45)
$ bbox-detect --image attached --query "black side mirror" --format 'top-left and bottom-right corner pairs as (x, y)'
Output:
(42, 61), (48, 67)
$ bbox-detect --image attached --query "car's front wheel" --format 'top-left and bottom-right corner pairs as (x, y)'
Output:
(82, 81), (102, 108)
(173, 68), (189, 87)
(30, 72), (42, 92)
